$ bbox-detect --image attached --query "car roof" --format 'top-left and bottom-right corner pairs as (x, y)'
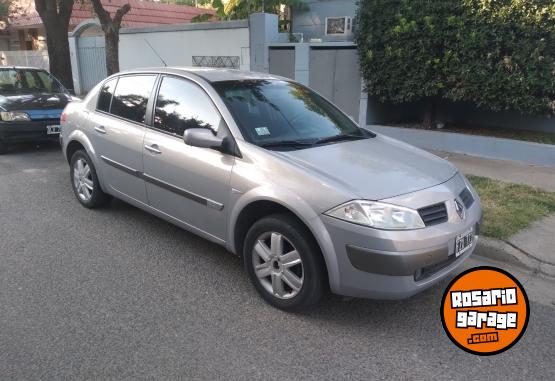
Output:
(0, 66), (46, 71)
(117, 66), (285, 83)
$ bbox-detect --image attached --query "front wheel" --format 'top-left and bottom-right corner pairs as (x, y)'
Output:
(70, 150), (110, 208)
(0, 140), (7, 155)
(244, 214), (327, 311)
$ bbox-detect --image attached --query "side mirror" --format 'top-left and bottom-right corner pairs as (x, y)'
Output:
(184, 128), (224, 150)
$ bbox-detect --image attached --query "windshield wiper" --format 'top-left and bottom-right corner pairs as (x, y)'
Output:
(312, 134), (368, 145)
(258, 140), (314, 149)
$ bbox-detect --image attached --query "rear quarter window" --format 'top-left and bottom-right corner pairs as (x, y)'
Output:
(97, 78), (117, 112)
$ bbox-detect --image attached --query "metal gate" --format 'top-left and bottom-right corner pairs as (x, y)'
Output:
(309, 47), (361, 120)
(269, 47), (295, 80)
(77, 36), (106, 93)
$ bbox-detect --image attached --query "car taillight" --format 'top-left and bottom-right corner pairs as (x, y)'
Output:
(60, 110), (67, 123)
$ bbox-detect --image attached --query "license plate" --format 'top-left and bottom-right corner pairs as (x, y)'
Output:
(455, 228), (474, 257)
(46, 125), (61, 135)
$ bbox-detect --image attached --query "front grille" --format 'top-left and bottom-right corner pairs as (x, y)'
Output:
(459, 187), (474, 208)
(418, 202), (448, 226)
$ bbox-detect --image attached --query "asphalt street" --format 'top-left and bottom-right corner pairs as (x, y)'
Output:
(1, 143), (554, 380)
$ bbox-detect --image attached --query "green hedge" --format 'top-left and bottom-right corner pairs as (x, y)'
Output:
(355, 0), (555, 124)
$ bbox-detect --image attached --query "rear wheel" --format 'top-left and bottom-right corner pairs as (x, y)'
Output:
(70, 150), (110, 208)
(244, 213), (327, 311)
(0, 140), (7, 154)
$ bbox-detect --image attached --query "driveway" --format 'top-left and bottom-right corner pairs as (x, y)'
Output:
(1, 143), (554, 380)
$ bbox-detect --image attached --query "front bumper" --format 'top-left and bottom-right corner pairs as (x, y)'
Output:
(0, 120), (61, 143)
(321, 173), (482, 299)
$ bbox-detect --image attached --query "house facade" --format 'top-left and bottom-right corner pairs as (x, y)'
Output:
(2, 0), (215, 73)
(291, 0), (357, 42)
(4, 0), (215, 52)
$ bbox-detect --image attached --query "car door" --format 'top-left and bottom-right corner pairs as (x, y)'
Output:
(89, 74), (157, 204)
(142, 75), (235, 241)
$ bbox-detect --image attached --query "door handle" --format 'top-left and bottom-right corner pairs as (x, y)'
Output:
(145, 144), (162, 154)
(94, 125), (106, 134)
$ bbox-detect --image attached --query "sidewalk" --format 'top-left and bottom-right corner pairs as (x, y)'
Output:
(430, 150), (555, 277)
(430, 150), (555, 192)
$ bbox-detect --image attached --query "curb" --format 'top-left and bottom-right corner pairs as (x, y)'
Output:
(475, 237), (555, 279)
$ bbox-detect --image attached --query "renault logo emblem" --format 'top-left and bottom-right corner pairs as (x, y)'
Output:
(454, 199), (466, 220)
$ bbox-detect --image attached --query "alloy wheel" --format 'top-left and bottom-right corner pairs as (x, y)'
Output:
(252, 231), (304, 299)
(73, 158), (93, 201)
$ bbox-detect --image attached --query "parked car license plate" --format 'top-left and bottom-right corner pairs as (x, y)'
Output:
(47, 125), (61, 135)
(455, 228), (474, 257)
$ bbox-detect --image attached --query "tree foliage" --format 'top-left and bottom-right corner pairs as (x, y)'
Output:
(0, 0), (11, 24)
(0, 0), (26, 26)
(355, 0), (555, 124)
(212, 0), (306, 21)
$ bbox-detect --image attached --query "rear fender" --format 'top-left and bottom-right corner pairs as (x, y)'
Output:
(65, 130), (108, 192)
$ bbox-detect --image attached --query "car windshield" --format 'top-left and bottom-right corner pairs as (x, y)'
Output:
(213, 80), (373, 149)
(0, 68), (66, 94)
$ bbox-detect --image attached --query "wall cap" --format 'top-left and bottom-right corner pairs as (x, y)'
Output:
(120, 20), (249, 35)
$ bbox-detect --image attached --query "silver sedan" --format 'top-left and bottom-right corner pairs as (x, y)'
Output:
(61, 68), (482, 311)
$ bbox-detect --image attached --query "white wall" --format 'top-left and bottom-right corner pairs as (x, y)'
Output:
(119, 21), (250, 71)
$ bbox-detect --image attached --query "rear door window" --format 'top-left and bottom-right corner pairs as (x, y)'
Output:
(110, 75), (157, 124)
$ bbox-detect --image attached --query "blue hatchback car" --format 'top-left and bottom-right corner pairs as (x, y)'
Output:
(0, 66), (72, 154)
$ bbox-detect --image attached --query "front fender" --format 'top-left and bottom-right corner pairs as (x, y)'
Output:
(227, 186), (341, 292)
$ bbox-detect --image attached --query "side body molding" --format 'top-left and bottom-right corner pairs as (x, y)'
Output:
(99, 155), (225, 211)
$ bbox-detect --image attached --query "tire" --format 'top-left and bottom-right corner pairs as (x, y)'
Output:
(244, 213), (327, 311)
(70, 150), (110, 208)
(0, 140), (7, 155)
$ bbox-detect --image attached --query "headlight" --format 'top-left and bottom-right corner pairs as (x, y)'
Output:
(461, 173), (479, 199)
(0, 111), (31, 121)
(325, 200), (425, 230)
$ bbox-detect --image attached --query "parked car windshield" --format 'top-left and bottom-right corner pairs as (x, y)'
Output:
(0, 68), (66, 94)
(214, 80), (373, 149)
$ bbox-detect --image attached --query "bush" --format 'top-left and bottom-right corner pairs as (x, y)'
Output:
(355, 0), (555, 127)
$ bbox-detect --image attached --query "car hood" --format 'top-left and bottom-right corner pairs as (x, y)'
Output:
(275, 134), (457, 200)
(0, 92), (71, 111)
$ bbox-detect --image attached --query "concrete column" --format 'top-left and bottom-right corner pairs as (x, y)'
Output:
(68, 36), (81, 95)
(294, 44), (310, 85)
(358, 79), (368, 127)
(249, 13), (280, 72)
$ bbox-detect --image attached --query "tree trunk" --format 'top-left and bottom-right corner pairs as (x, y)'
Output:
(44, 21), (74, 91)
(422, 97), (436, 129)
(105, 28), (120, 76)
(90, 0), (130, 77)
(34, 0), (75, 92)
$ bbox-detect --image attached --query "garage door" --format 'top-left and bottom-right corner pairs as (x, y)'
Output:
(77, 36), (107, 94)
(308, 47), (361, 120)
(269, 47), (295, 80)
